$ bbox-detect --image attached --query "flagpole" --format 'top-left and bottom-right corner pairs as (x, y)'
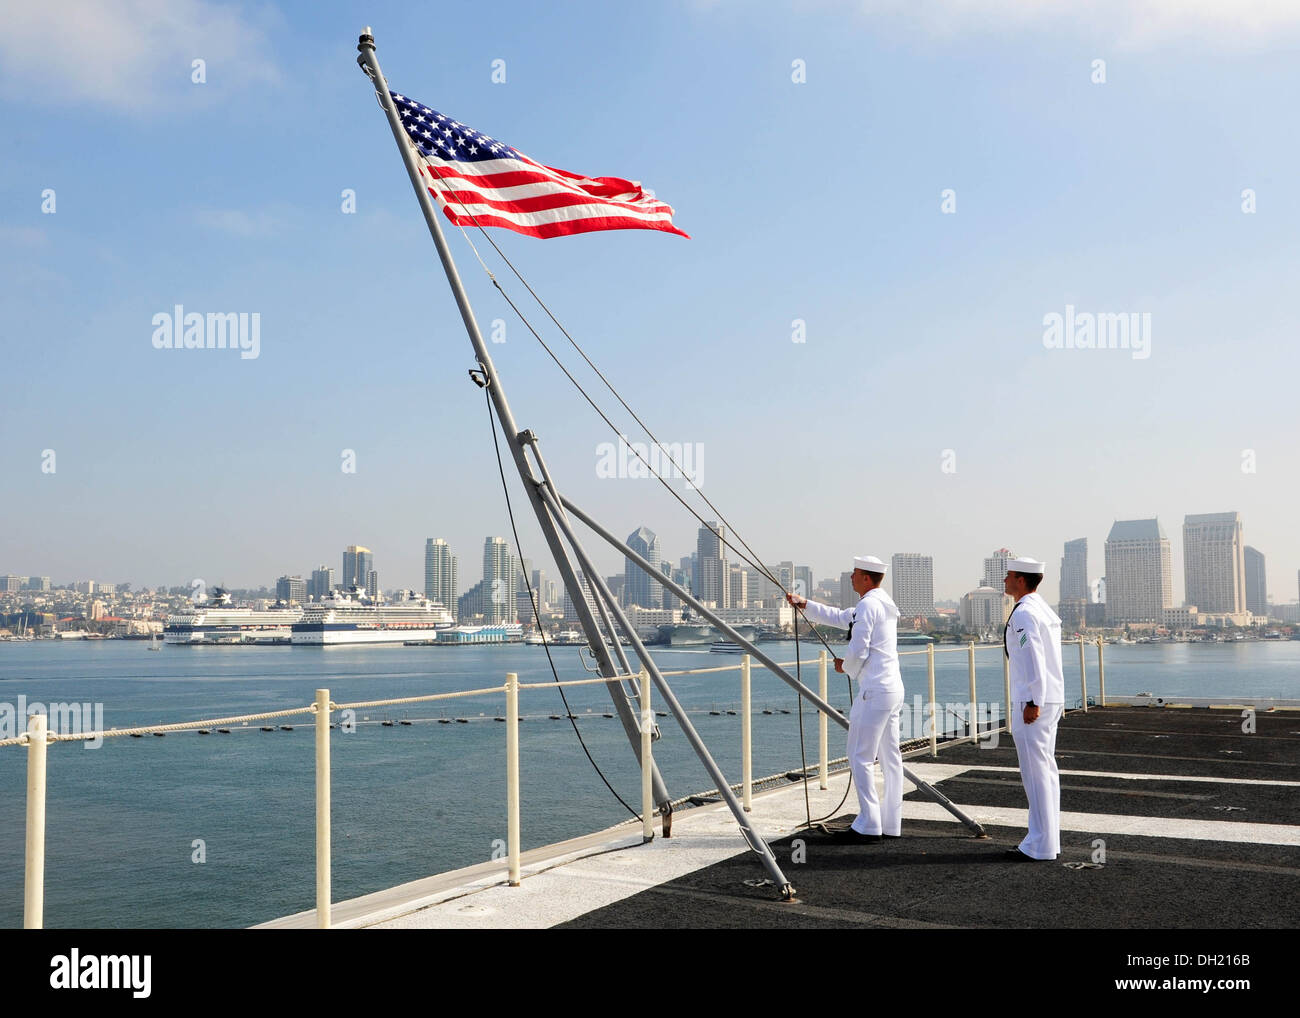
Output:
(354, 28), (673, 815)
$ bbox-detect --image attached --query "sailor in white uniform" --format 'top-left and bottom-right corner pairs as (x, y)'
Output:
(1002, 556), (1065, 861)
(788, 556), (903, 842)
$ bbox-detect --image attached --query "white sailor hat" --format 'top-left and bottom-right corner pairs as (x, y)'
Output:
(854, 555), (887, 574)
(1007, 557), (1045, 575)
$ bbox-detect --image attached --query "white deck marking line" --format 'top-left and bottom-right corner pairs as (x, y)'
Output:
(901, 801), (1300, 846)
(907, 762), (1300, 787)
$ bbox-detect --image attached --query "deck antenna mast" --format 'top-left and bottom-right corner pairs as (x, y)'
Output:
(356, 28), (801, 896)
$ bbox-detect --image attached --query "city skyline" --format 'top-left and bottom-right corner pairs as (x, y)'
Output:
(8, 504), (1295, 616)
(4, 3), (1299, 613)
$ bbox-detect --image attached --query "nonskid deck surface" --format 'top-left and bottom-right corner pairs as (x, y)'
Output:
(265, 706), (1300, 929)
(561, 706), (1299, 929)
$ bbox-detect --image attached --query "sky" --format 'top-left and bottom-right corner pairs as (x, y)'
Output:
(2, 0), (1298, 605)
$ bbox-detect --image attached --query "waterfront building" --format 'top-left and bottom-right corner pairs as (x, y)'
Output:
(1059, 538), (1088, 629)
(342, 545), (373, 591)
(276, 575), (307, 605)
(696, 522), (729, 609)
(1183, 512), (1245, 614)
(891, 553), (935, 618)
(981, 549), (1015, 589)
(959, 587), (1013, 633)
(1244, 545), (1267, 618)
(482, 537), (517, 624)
(309, 566), (334, 601)
(1104, 519), (1172, 623)
(625, 527), (662, 609)
(424, 539), (458, 620)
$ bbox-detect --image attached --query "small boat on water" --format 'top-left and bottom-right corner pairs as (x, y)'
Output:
(709, 640), (744, 654)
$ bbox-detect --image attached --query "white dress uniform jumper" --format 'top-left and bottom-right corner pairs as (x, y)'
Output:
(799, 581), (904, 837)
(1004, 585), (1065, 860)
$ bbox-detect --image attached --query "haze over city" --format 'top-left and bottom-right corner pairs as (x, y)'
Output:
(3, 0), (1297, 606)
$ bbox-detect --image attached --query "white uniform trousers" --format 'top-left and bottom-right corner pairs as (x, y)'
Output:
(846, 686), (905, 836)
(1010, 702), (1063, 859)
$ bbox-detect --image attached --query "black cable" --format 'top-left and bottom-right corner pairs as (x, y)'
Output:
(794, 613), (811, 827)
(426, 173), (840, 661)
(792, 614), (856, 829)
(482, 387), (641, 822)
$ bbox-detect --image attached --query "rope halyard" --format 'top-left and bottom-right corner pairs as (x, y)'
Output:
(421, 165), (843, 662)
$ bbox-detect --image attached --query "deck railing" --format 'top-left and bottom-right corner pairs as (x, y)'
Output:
(6, 636), (1107, 929)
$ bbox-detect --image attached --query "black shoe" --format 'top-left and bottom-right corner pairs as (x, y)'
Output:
(832, 829), (882, 844)
(1003, 847), (1044, 861)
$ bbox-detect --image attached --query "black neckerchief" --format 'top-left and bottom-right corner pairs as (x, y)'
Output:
(847, 591), (868, 641)
(1003, 598), (1022, 659)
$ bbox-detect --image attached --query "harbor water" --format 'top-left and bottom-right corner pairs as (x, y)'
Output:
(0, 638), (1296, 928)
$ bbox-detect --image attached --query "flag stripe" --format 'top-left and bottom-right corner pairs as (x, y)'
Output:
(390, 90), (688, 240)
(421, 165), (677, 217)
(431, 192), (685, 231)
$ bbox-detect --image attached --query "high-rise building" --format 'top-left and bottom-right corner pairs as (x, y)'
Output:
(562, 571), (601, 624)
(960, 587), (1013, 633)
(24, 576), (51, 592)
(728, 564), (748, 609)
(1183, 512), (1245, 614)
(794, 565), (813, 601)
(891, 553), (935, 618)
(342, 545), (373, 592)
(696, 522), (729, 608)
(1104, 519), (1172, 623)
(624, 527), (662, 609)
(981, 549), (1015, 589)
(276, 575), (307, 604)
(309, 566), (334, 601)
(424, 538), (458, 619)
(365, 570), (379, 600)
(482, 537), (517, 624)
(1244, 546), (1266, 617)
(660, 561), (680, 613)
(840, 571), (856, 609)
(458, 580), (486, 621)
(1058, 538), (1088, 628)
(0, 575), (21, 593)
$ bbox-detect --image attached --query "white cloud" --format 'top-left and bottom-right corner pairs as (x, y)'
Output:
(695, 0), (1300, 49)
(193, 208), (281, 237)
(0, 226), (50, 249)
(0, 0), (279, 112)
(857, 0), (1300, 48)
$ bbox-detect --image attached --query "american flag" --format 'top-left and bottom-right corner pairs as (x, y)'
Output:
(390, 91), (688, 240)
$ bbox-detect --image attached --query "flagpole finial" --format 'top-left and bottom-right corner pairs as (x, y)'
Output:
(358, 27), (375, 52)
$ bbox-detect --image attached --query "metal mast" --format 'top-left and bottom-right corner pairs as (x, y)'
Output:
(356, 27), (799, 896)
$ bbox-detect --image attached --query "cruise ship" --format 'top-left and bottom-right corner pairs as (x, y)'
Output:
(291, 589), (455, 645)
(163, 590), (302, 645)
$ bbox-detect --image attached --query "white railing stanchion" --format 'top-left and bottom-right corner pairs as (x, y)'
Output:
(506, 672), (521, 886)
(927, 643), (937, 758)
(24, 713), (47, 930)
(967, 641), (977, 742)
(1079, 635), (1088, 712)
(315, 688), (331, 929)
(741, 654), (752, 811)
(818, 649), (829, 790)
(641, 667), (653, 841)
(1097, 637), (1106, 707)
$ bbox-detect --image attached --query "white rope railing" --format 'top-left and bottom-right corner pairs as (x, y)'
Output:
(11, 636), (1105, 929)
